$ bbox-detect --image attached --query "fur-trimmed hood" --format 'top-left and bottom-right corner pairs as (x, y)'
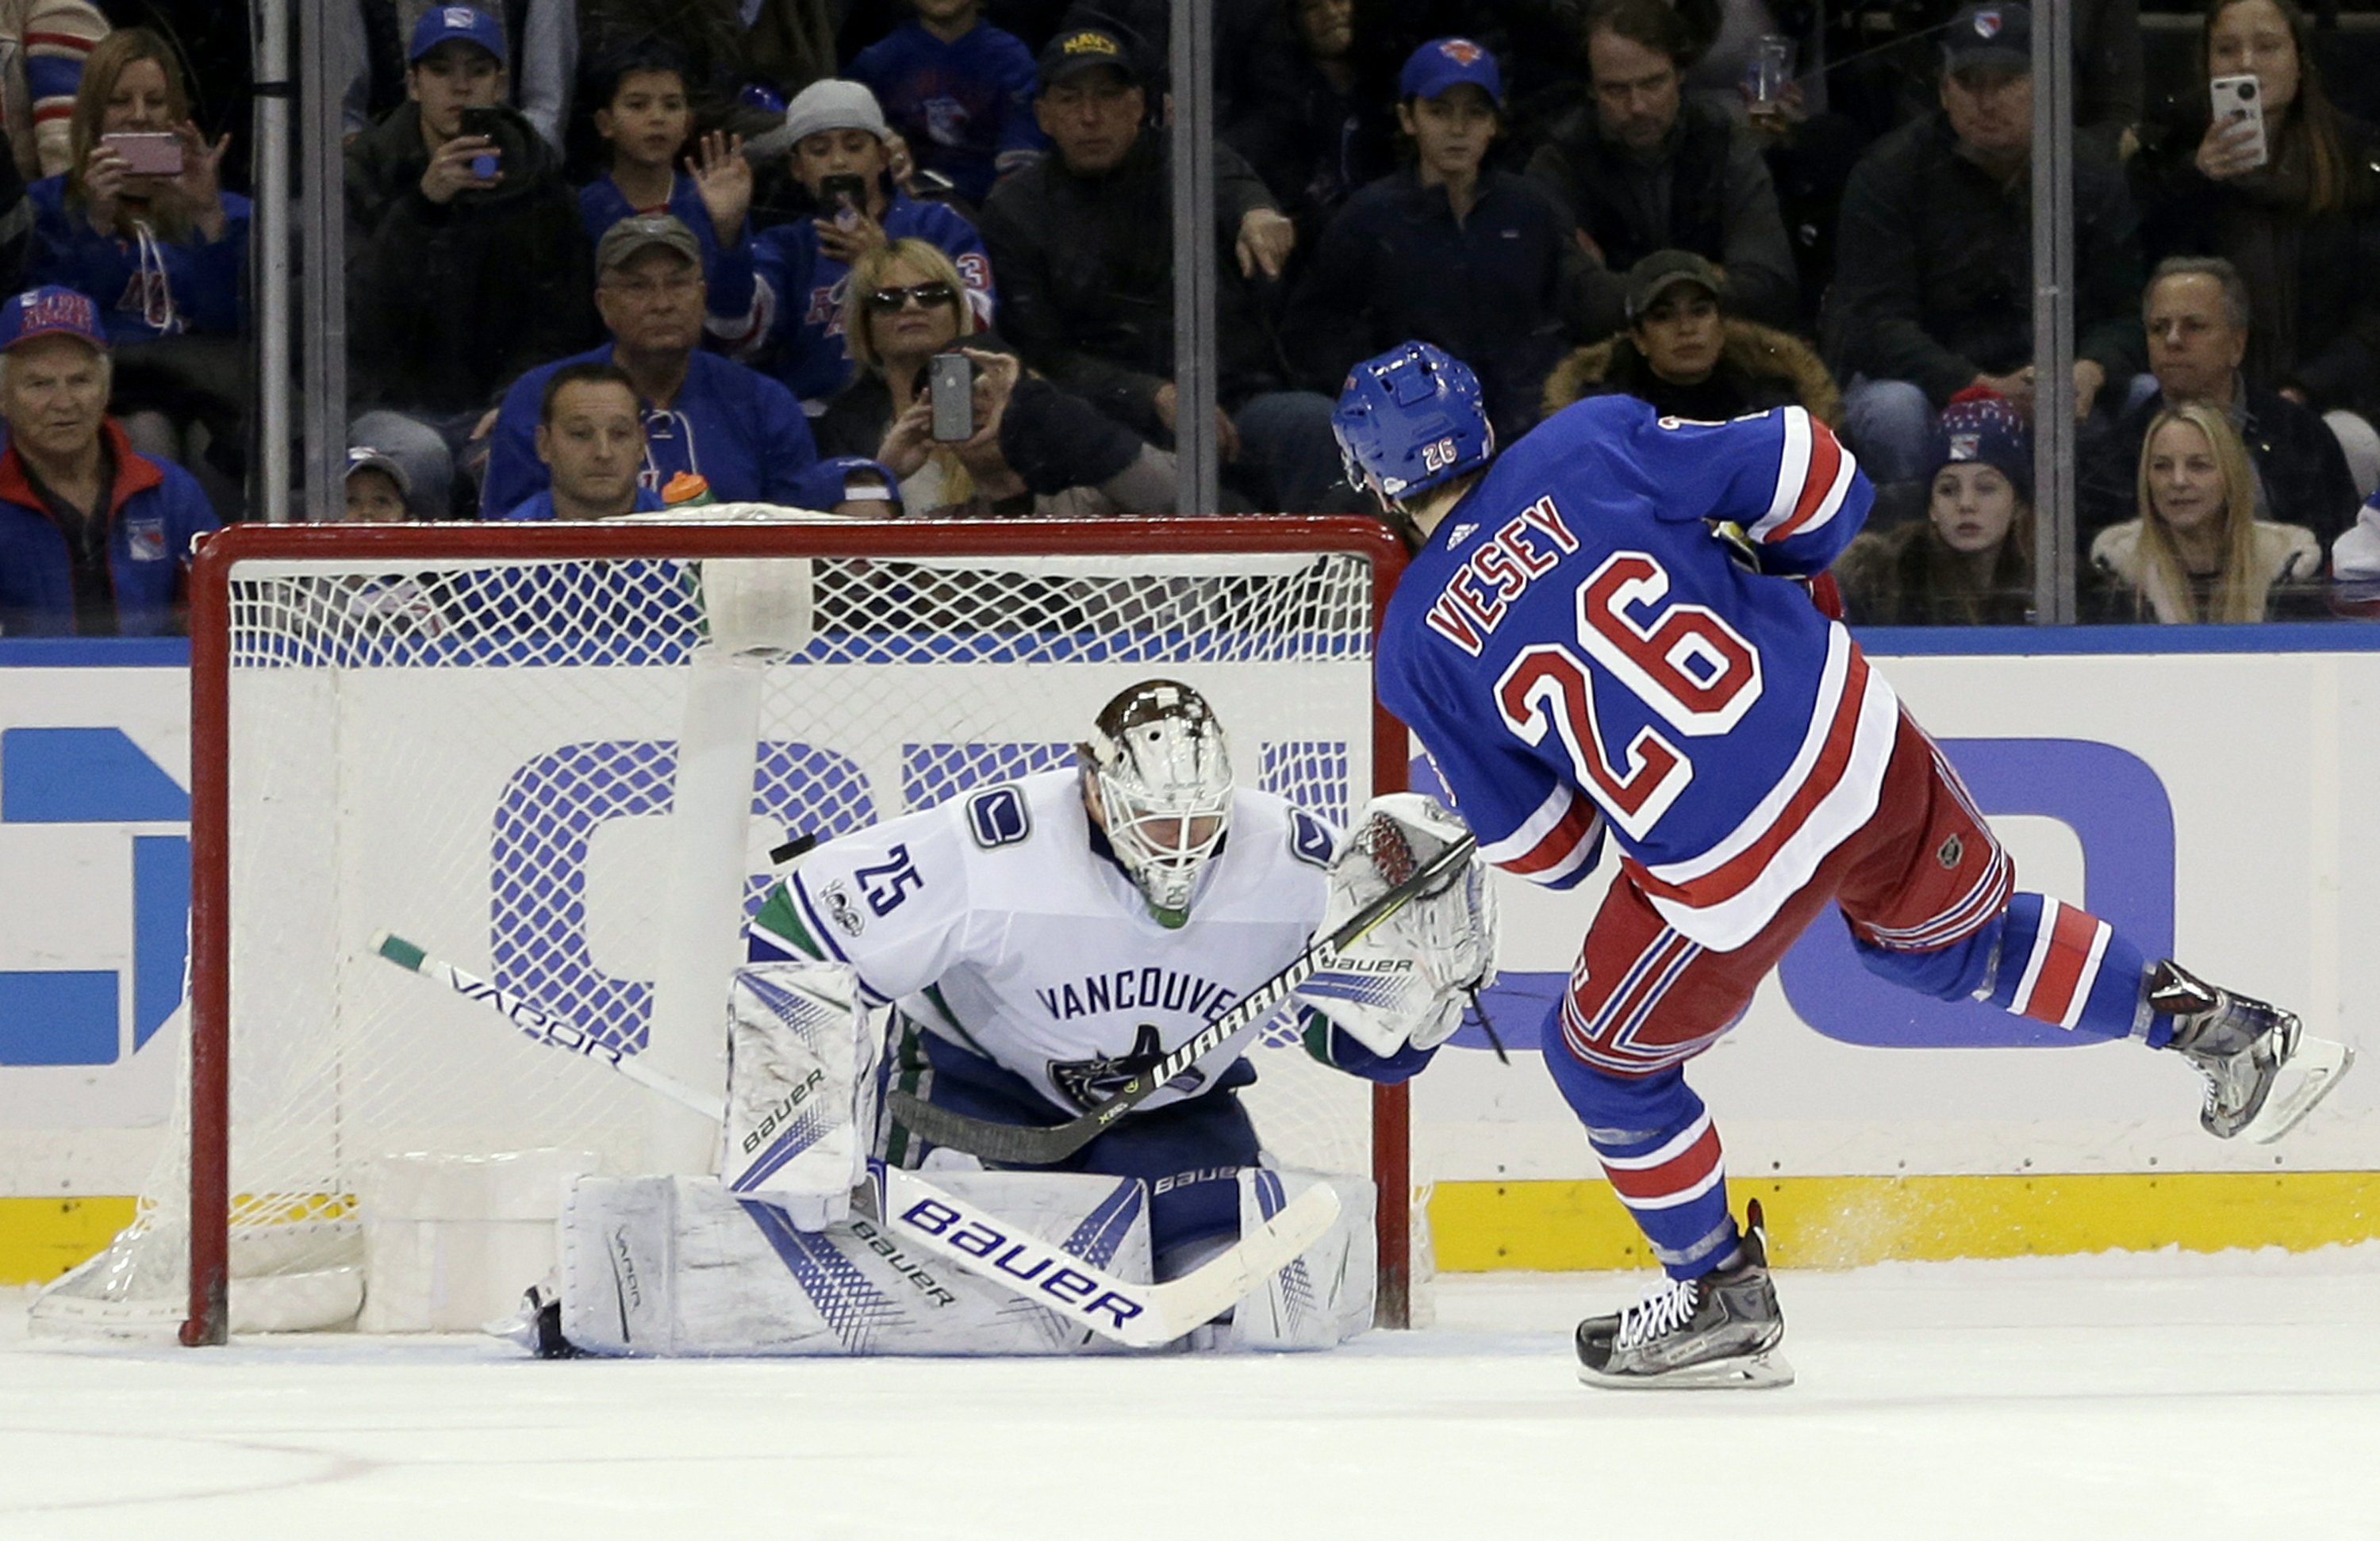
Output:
(1542, 320), (1843, 425)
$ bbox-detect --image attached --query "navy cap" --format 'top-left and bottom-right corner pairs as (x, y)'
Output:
(1037, 28), (1138, 92)
(1942, 3), (2030, 73)
(1399, 37), (1503, 105)
(409, 5), (507, 65)
(0, 285), (106, 353)
(797, 455), (903, 516)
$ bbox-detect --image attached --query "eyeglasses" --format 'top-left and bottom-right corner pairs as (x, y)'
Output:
(864, 282), (958, 313)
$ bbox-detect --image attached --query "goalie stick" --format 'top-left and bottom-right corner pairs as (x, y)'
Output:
(370, 931), (1338, 1346)
(888, 828), (1480, 1165)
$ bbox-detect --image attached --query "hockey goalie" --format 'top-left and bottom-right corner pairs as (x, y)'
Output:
(531, 677), (1496, 1358)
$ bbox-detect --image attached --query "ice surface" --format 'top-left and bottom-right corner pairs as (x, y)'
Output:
(6, 1247), (2378, 1540)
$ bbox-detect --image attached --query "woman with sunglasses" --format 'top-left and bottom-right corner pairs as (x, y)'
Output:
(817, 237), (1175, 517)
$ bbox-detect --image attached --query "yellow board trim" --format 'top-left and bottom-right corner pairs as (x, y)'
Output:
(10, 1175), (2379, 1284)
(0, 1196), (136, 1285)
(1430, 1173), (2380, 1271)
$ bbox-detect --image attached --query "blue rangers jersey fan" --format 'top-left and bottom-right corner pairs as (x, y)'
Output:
(1378, 394), (1900, 951)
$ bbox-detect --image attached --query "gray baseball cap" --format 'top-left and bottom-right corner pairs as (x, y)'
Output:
(597, 213), (701, 274)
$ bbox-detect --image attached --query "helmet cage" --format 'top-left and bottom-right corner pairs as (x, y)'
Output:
(1081, 682), (1234, 923)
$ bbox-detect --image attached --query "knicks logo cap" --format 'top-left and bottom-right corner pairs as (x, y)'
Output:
(0, 286), (108, 355)
(1399, 36), (1505, 105)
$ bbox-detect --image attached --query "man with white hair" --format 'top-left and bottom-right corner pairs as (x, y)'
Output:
(0, 285), (216, 635)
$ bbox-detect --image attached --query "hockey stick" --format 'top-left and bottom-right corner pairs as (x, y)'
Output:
(888, 830), (1479, 1165)
(370, 933), (718, 1118)
(875, 1165), (1339, 1349)
(371, 931), (1339, 1345)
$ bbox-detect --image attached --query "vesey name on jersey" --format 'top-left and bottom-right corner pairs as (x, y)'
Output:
(1425, 495), (1582, 657)
(1035, 967), (1239, 1025)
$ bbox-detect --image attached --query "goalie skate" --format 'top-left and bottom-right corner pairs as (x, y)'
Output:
(1574, 1201), (1792, 1390)
(2153, 961), (2355, 1144)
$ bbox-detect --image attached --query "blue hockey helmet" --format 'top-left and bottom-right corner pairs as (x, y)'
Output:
(1330, 341), (1495, 504)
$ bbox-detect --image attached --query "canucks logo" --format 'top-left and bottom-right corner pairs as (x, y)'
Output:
(1050, 1024), (1206, 1110)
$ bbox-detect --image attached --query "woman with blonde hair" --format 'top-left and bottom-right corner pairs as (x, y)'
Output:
(817, 236), (1175, 517)
(2090, 400), (2320, 621)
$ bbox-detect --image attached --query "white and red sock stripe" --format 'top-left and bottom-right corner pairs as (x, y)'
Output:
(1596, 1110), (1727, 1212)
(2009, 897), (2114, 1030)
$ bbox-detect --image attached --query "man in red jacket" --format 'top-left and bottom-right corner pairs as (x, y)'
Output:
(0, 284), (219, 636)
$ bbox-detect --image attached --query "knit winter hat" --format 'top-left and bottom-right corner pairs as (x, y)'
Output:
(1930, 392), (2033, 500)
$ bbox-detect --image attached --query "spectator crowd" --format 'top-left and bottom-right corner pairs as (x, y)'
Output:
(8, 0), (2380, 634)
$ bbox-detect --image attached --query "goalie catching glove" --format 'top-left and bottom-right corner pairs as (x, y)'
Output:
(1294, 792), (1498, 1059)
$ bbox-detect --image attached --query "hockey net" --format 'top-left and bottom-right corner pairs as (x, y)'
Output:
(33, 514), (1429, 1344)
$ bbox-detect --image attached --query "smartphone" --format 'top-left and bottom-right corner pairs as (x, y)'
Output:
(457, 105), (505, 179)
(927, 352), (977, 442)
(101, 132), (182, 178)
(2210, 74), (2268, 171)
(820, 172), (869, 228)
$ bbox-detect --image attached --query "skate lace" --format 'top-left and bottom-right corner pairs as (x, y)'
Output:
(1614, 1277), (1701, 1351)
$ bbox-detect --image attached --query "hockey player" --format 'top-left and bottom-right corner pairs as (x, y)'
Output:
(744, 677), (1495, 1321)
(1331, 340), (2353, 1389)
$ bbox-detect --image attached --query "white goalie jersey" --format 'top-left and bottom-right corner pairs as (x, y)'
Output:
(748, 769), (1342, 1116)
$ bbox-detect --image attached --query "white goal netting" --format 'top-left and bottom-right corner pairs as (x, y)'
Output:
(34, 515), (1428, 1340)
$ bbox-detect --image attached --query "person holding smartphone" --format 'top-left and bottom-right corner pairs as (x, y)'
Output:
(705, 78), (995, 413)
(2137, 0), (2380, 500)
(22, 27), (247, 506)
(343, 4), (597, 519)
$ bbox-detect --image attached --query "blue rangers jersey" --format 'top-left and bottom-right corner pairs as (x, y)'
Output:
(850, 21), (1047, 207)
(1377, 396), (1901, 952)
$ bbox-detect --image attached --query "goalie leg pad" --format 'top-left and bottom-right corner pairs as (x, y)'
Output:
(721, 961), (881, 1229)
(1226, 1168), (1377, 1351)
(558, 1171), (1152, 1356)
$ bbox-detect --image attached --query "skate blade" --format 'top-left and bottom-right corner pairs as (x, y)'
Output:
(1576, 1350), (1795, 1390)
(2246, 1036), (2355, 1144)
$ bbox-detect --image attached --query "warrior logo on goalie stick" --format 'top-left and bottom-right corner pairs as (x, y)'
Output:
(1050, 1023), (1206, 1110)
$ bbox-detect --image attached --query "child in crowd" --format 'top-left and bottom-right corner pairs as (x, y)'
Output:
(849, 0), (1045, 207)
(340, 446), (413, 522)
(709, 79), (993, 413)
(2093, 401), (2322, 622)
(1835, 393), (2036, 626)
(578, 43), (741, 266)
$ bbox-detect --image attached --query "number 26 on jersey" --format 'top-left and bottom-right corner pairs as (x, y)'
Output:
(1494, 551), (1763, 841)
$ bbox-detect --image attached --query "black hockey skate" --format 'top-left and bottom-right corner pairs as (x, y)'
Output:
(2152, 960), (2353, 1144)
(1575, 1200), (1791, 1390)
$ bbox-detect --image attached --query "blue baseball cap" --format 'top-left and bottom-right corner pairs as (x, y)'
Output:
(1399, 37), (1503, 105)
(0, 285), (107, 353)
(409, 5), (507, 65)
(797, 455), (904, 516)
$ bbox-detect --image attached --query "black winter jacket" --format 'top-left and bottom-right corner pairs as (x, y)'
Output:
(344, 102), (600, 416)
(1824, 113), (2144, 406)
(977, 128), (1287, 438)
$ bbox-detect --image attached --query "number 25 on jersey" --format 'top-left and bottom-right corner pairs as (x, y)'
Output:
(1493, 551), (1764, 841)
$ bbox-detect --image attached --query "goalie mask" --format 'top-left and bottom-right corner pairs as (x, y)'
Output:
(1079, 680), (1234, 929)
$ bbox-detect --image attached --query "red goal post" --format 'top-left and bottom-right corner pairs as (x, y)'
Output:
(165, 515), (1416, 1346)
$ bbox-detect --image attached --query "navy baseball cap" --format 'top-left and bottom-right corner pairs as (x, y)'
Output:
(410, 5), (507, 65)
(1037, 28), (1138, 92)
(797, 455), (903, 515)
(1399, 37), (1504, 105)
(0, 285), (106, 353)
(1942, 4), (2030, 73)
